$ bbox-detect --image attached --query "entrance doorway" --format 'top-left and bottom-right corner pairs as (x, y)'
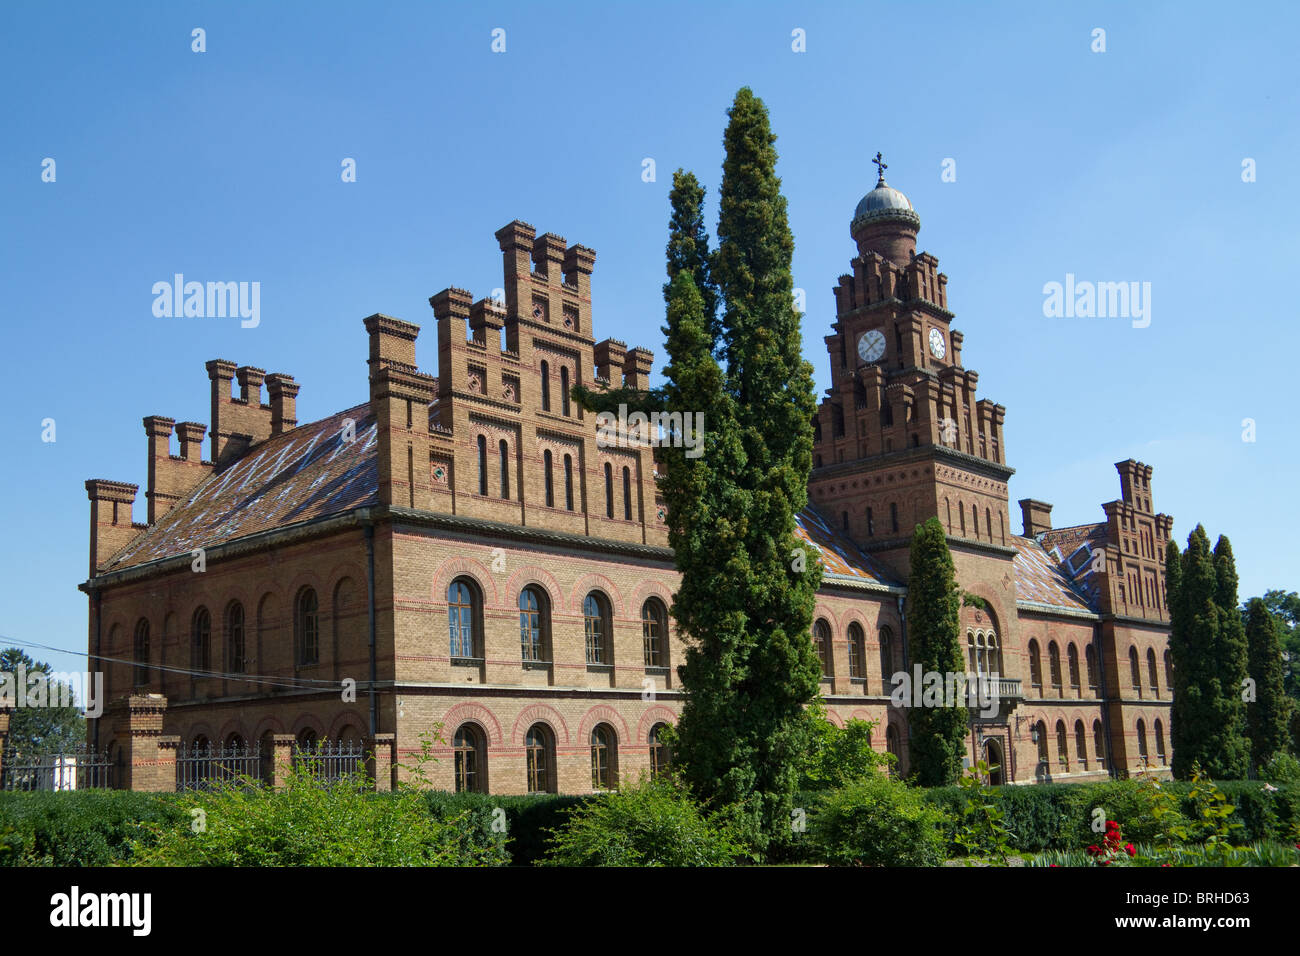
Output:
(982, 739), (1004, 785)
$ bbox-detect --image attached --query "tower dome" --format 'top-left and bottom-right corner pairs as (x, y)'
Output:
(851, 152), (920, 263)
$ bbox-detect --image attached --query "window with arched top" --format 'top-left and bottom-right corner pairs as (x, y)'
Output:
(227, 601), (246, 674)
(848, 622), (865, 679)
(648, 722), (670, 778)
(499, 439), (511, 499)
(519, 586), (550, 662)
(1136, 719), (1149, 761)
(1155, 719), (1167, 764)
(1094, 720), (1107, 769)
(1074, 719), (1088, 768)
(448, 578), (481, 658)
(1164, 649), (1173, 689)
(563, 454), (574, 510)
(1035, 721), (1049, 765)
(1067, 644), (1080, 690)
(454, 724), (486, 793)
(543, 450), (554, 507)
(1147, 648), (1159, 696)
(1029, 640), (1042, 689)
(1129, 646), (1142, 696)
(525, 723), (555, 793)
(642, 598), (668, 668)
(879, 626), (894, 694)
(584, 591), (612, 665)
(590, 724), (617, 790)
(813, 619), (832, 678)
(133, 619), (150, 687)
(295, 589), (319, 667)
(1048, 641), (1062, 691)
(890, 502), (899, 533)
(192, 606), (212, 673)
(540, 360), (551, 412)
(1085, 644), (1098, 689)
(1055, 720), (1069, 770)
(604, 462), (614, 518)
(622, 466), (632, 520)
(560, 366), (571, 416)
(885, 723), (901, 775)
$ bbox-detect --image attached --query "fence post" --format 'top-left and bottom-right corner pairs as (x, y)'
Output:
(106, 694), (171, 792)
(0, 706), (11, 783)
(369, 734), (396, 792)
(269, 735), (296, 788)
(156, 735), (180, 792)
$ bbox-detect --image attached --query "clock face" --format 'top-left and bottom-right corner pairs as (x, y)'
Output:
(857, 329), (886, 364)
(928, 328), (946, 359)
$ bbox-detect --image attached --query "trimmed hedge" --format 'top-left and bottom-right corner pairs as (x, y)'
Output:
(0, 791), (186, 866)
(420, 790), (592, 866)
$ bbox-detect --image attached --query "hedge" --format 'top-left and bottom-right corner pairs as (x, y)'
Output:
(0, 791), (186, 866)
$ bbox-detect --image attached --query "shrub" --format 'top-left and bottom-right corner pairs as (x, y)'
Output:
(541, 775), (746, 867)
(0, 790), (185, 867)
(1260, 752), (1300, 785)
(811, 773), (948, 866)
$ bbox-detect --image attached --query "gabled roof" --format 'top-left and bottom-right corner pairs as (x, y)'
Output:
(1010, 534), (1098, 613)
(106, 403), (378, 571)
(794, 506), (902, 589)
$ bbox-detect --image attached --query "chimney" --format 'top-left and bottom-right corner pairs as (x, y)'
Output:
(365, 315), (436, 508)
(176, 422), (207, 462)
(624, 347), (654, 391)
(143, 417), (214, 525)
(206, 359), (273, 468)
(1019, 499), (1053, 538)
(594, 339), (627, 385)
(85, 480), (141, 575)
(265, 373), (299, 435)
(143, 416), (176, 524)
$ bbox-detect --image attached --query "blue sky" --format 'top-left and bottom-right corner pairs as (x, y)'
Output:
(2, 1), (1297, 676)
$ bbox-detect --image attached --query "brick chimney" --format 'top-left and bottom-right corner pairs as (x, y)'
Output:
(365, 314), (436, 508)
(85, 479), (142, 575)
(624, 347), (654, 390)
(144, 416), (213, 524)
(1019, 498), (1053, 538)
(206, 359), (274, 468)
(265, 373), (299, 435)
(594, 339), (627, 384)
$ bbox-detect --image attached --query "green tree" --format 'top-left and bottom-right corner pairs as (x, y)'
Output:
(1255, 589), (1300, 702)
(665, 169), (720, 348)
(1211, 536), (1251, 778)
(0, 648), (86, 753)
(1244, 598), (1294, 769)
(905, 517), (968, 785)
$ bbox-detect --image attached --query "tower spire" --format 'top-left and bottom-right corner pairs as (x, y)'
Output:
(872, 151), (887, 184)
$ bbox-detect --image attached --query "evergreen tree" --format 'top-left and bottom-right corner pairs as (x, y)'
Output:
(1244, 598), (1293, 769)
(664, 170), (720, 344)
(1210, 536), (1251, 777)
(1166, 540), (1191, 768)
(672, 88), (823, 846)
(905, 518), (968, 785)
(0, 648), (86, 753)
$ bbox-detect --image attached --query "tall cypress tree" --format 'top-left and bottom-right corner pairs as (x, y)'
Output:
(673, 88), (823, 846)
(1169, 526), (1220, 778)
(1210, 536), (1251, 778)
(1165, 540), (1190, 769)
(1244, 598), (1292, 770)
(905, 517), (968, 785)
(664, 170), (720, 342)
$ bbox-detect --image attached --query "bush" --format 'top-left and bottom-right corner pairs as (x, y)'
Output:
(1260, 752), (1300, 785)
(0, 790), (185, 867)
(811, 773), (948, 866)
(420, 790), (589, 866)
(541, 776), (746, 866)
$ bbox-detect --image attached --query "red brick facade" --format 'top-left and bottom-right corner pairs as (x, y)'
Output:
(82, 180), (1173, 793)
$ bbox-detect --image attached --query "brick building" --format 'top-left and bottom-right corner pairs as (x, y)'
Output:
(81, 169), (1174, 793)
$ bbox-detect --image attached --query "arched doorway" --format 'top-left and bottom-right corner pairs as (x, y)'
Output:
(982, 739), (1005, 785)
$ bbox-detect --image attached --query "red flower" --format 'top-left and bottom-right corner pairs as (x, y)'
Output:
(1124, 843), (1136, 857)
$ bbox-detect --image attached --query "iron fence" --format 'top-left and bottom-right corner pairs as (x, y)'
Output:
(291, 739), (368, 785)
(1, 746), (115, 791)
(175, 742), (264, 791)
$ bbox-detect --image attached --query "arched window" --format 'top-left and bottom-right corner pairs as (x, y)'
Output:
(866, 507), (875, 536)
(813, 619), (832, 678)
(563, 454), (574, 511)
(967, 631), (977, 672)
(540, 360), (551, 412)
(227, 601), (246, 674)
(499, 439), (510, 499)
(1074, 719), (1088, 769)
(590, 724), (617, 790)
(453, 724), (486, 793)
(1154, 719), (1167, 764)
(622, 466), (632, 520)
(985, 508), (992, 542)
(642, 598), (668, 668)
(879, 626), (894, 694)
(525, 723), (555, 793)
(1129, 646), (1142, 696)
(1085, 644), (1098, 689)
(986, 630), (1002, 675)
(1136, 719), (1149, 762)
(1164, 649), (1173, 690)
(189, 606), (211, 675)
(648, 723), (670, 779)
(1067, 643), (1080, 690)
(1029, 640), (1042, 689)
(543, 450), (554, 507)
(448, 578), (480, 658)
(1035, 721), (1049, 765)
(604, 463), (614, 518)
(1055, 720), (1069, 770)
(133, 618), (150, 687)
(848, 622), (865, 679)
(1146, 648), (1159, 696)
(1048, 641), (1062, 691)
(294, 589), (319, 666)
(296, 728), (318, 751)
(477, 435), (488, 495)
(885, 723), (901, 774)
(890, 502), (899, 533)
(560, 366), (571, 416)
(584, 591), (611, 665)
(1093, 720), (1107, 770)
(519, 586), (549, 662)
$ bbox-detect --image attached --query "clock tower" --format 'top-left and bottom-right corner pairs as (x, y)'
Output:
(811, 157), (1015, 585)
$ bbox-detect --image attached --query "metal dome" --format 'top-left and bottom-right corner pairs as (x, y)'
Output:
(852, 177), (920, 230)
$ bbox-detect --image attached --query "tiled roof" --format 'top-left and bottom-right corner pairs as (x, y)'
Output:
(106, 403), (378, 571)
(794, 507), (902, 589)
(1010, 534), (1097, 613)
